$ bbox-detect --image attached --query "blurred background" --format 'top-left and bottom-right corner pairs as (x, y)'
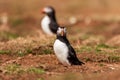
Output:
(0, 0), (120, 39)
(0, 0), (120, 53)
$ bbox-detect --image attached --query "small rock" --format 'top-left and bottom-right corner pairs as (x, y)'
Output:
(69, 16), (77, 25)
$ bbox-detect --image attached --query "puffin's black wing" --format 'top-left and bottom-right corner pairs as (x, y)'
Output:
(49, 21), (59, 34)
(67, 45), (84, 65)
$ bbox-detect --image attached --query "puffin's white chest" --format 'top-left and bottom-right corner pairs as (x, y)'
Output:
(53, 39), (70, 65)
(41, 16), (53, 35)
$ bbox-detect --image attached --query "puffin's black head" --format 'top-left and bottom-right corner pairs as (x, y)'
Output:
(42, 6), (55, 15)
(57, 27), (67, 37)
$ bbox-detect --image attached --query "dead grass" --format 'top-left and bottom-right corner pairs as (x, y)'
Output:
(106, 35), (120, 46)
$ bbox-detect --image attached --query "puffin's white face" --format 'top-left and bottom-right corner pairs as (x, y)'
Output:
(42, 7), (53, 13)
(57, 27), (67, 36)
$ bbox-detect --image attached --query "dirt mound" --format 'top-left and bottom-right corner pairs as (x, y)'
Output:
(106, 35), (120, 46)
(0, 54), (120, 80)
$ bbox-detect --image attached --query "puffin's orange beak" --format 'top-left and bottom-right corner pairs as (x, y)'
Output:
(61, 30), (64, 36)
(41, 8), (45, 13)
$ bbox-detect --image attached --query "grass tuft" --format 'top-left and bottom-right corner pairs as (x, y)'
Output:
(108, 56), (120, 63)
(0, 32), (19, 41)
(43, 49), (53, 54)
(0, 50), (11, 54)
(36, 78), (45, 80)
(10, 18), (24, 27)
(4, 64), (45, 75)
(27, 67), (45, 74)
(4, 64), (24, 74)
(76, 46), (93, 53)
(17, 50), (25, 57)
(96, 44), (110, 48)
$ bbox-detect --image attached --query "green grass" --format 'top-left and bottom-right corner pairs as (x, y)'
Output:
(0, 43), (53, 57)
(96, 44), (115, 49)
(4, 63), (45, 75)
(36, 78), (45, 80)
(0, 50), (11, 54)
(76, 43), (120, 63)
(17, 50), (25, 57)
(84, 57), (92, 62)
(27, 67), (45, 74)
(31, 45), (53, 55)
(0, 32), (19, 41)
(97, 44), (110, 48)
(17, 49), (32, 57)
(108, 56), (120, 63)
(76, 45), (94, 53)
(18, 48), (32, 56)
(43, 49), (53, 54)
(4, 64), (24, 74)
(98, 63), (105, 67)
(26, 48), (32, 53)
(10, 17), (24, 27)
(77, 43), (119, 54)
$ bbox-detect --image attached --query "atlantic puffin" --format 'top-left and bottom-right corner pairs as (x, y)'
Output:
(53, 27), (84, 65)
(41, 6), (59, 35)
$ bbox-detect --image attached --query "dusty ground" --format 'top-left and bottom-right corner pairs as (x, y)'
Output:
(0, 53), (120, 80)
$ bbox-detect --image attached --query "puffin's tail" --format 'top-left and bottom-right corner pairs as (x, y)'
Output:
(68, 55), (85, 65)
(74, 60), (84, 65)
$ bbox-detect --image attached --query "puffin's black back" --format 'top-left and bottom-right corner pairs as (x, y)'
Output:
(46, 6), (59, 34)
(67, 45), (84, 65)
(49, 19), (59, 34)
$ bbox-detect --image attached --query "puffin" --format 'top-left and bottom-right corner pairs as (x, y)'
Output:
(53, 27), (84, 66)
(41, 6), (59, 35)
